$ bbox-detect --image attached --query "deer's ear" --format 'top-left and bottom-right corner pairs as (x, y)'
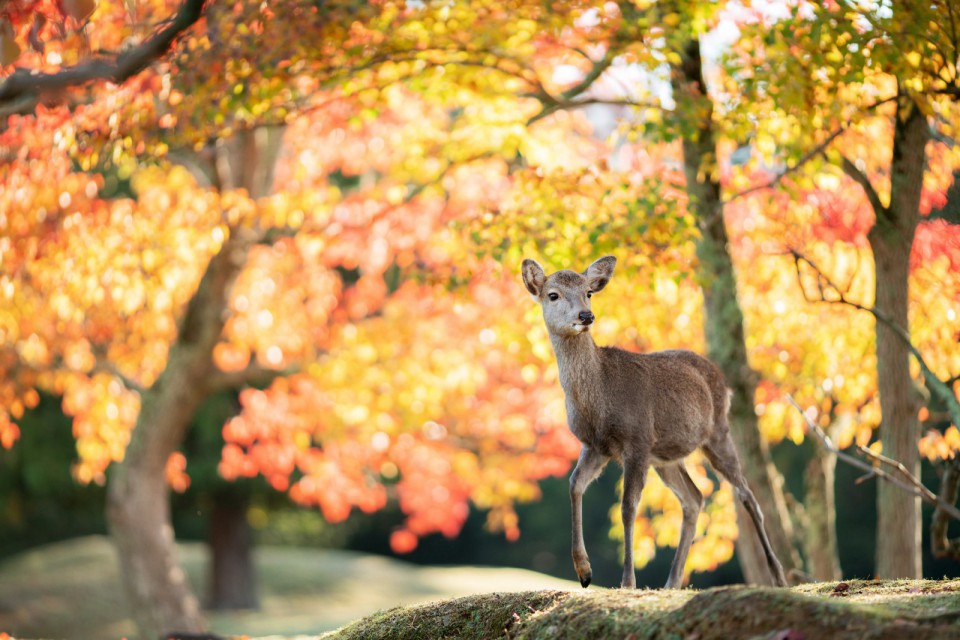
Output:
(521, 259), (546, 297)
(584, 255), (616, 292)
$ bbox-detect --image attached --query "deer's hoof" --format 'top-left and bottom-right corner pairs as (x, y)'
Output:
(579, 573), (592, 588)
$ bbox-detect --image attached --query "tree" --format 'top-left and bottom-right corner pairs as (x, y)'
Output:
(731, 0), (960, 578)
(0, 1), (646, 635)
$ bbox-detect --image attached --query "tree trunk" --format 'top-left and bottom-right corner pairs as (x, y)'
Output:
(107, 243), (248, 639)
(106, 127), (284, 639)
(107, 360), (211, 639)
(671, 37), (802, 584)
(802, 440), (842, 581)
(869, 98), (928, 579)
(209, 496), (258, 610)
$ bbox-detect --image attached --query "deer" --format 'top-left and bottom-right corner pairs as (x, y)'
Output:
(521, 255), (787, 590)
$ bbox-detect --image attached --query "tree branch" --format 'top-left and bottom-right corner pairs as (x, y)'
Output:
(932, 458), (960, 560)
(789, 248), (960, 431)
(839, 154), (886, 217)
(526, 96), (664, 126)
(701, 94), (899, 231)
(721, 124), (849, 209)
(89, 346), (144, 393)
(786, 395), (960, 522)
(207, 358), (294, 392)
(0, 0), (207, 116)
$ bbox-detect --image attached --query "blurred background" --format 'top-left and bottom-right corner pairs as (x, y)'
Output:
(1, 0), (960, 638)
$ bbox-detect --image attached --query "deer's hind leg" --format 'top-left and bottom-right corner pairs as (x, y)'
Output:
(570, 446), (609, 588)
(702, 432), (788, 587)
(620, 452), (650, 588)
(656, 463), (704, 589)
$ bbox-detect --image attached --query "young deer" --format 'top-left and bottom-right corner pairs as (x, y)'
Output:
(522, 255), (787, 589)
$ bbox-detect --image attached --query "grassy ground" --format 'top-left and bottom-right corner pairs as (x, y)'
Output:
(0, 536), (575, 639)
(4, 537), (959, 639)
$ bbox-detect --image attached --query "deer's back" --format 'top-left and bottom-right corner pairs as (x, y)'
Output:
(595, 347), (728, 463)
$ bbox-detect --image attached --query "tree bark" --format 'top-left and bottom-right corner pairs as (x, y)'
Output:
(106, 127), (284, 639)
(869, 97), (928, 579)
(107, 239), (250, 639)
(671, 38), (802, 584)
(802, 439), (842, 581)
(209, 496), (258, 610)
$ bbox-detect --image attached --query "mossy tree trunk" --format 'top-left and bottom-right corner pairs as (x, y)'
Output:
(669, 37), (803, 584)
(841, 96), (928, 578)
(869, 98), (928, 578)
(802, 435), (842, 580)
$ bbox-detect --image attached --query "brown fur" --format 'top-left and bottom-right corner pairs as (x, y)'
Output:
(522, 256), (787, 589)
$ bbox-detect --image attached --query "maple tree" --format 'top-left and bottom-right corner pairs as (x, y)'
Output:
(0, 1), (693, 635)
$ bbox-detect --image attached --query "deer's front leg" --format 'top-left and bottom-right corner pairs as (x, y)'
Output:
(620, 455), (649, 588)
(570, 446), (609, 588)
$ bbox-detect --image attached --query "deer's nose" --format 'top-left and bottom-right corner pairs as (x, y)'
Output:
(578, 311), (594, 325)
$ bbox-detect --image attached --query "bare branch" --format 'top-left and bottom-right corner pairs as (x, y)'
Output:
(527, 96), (664, 126)
(561, 52), (616, 103)
(526, 50), (619, 125)
(722, 125), (848, 208)
(786, 395), (960, 522)
(89, 347), (144, 393)
(840, 155), (886, 217)
(207, 358), (294, 392)
(0, 0), (206, 116)
(932, 459), (960, 560)
(702, 94), (899, 231)
(790, 248), (960, 430)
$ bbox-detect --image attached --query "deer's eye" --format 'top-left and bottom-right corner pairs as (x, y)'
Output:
(547, 292), (559, 301)
(586, 291), (593, 298)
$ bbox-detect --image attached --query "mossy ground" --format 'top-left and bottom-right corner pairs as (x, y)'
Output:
(322, 579), (960, 640)
(3, 538), (958, 639)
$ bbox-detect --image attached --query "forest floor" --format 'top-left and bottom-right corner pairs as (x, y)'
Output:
(2, 537), (960, 639)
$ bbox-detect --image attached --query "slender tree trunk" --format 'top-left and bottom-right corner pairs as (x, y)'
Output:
(671, 38), (802, 584)
(209, 495), (258, 610)
(106, 127), (283, 639)
(869, 98), (928, 579)
(803, 441), (842, 581)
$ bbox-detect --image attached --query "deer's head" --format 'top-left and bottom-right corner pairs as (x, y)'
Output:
(521, 256), (616, 337)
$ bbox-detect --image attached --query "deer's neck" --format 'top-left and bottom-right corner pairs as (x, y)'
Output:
(550, 331), (603, 407)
